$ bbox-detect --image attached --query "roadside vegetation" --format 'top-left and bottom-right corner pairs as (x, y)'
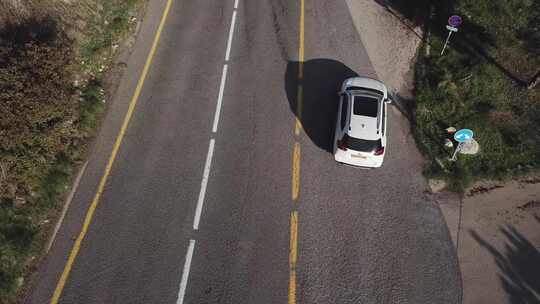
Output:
(0, 1), (143, 302)
(386, 0), (540, 190)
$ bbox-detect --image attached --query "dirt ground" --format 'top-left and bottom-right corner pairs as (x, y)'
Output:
(346, 2), (540, 303)
(461, 179), (540, 303)
(437, 178), (540, 304)
(345, 0), (422, 99)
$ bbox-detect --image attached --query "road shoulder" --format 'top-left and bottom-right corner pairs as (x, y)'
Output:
(21, 0), (169, 302)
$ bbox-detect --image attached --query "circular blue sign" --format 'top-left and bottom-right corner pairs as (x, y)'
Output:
(448, 15), (462, 27)
(454, 128), (474, 143)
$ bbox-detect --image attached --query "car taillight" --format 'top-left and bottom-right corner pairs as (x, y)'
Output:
(374, 146), (385, 156)
(337, 138), (348, 151)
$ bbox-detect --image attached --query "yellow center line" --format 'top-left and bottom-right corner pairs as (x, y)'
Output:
(289, 1), (304, 304)
(289, 211), (299, 304)
(50, 1), (174, 303)
(291, 142), (301, 201)
(294, 0), (305, 137)
(294, 85), (303, 136)
(298, 0), (305, 65)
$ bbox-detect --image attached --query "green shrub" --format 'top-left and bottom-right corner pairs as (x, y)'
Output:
(398, 0), (540, 189)
(0, 17), (75, 203)
(0, 17), (77, 302)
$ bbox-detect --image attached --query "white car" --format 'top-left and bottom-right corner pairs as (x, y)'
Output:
(333, 77), (391, 168)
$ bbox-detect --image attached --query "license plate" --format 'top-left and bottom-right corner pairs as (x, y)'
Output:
(351, 154), (366, 159)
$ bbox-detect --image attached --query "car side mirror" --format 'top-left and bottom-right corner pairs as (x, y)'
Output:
(384, 98), (393, 104)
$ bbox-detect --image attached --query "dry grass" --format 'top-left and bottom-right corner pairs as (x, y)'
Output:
(0, 1), (101, 43)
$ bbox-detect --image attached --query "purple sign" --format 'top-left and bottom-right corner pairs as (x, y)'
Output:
(448, 15), (462, 27)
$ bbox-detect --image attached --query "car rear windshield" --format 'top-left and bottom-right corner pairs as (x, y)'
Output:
(343, 134), (381, 152)
(353, 95), (379, 118)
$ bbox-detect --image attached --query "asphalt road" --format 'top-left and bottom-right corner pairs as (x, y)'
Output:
(23, 0), (461, 303)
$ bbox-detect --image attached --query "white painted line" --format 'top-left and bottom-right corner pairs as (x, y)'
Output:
(193, 139), (216, 230)
(225, 10), (238, 62)
(212, 0), (238, 133)
(176, 239), (196, 304)
(212, 64), (228, 133)
(46, 161), (89, 253)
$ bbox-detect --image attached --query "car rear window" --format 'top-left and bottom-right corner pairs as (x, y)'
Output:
(353, 95), (378, 118)
(343, 134), (381, 152)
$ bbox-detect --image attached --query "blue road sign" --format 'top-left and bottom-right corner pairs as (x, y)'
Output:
(448, 15), (462, 27)
(454, 129), (474, 143)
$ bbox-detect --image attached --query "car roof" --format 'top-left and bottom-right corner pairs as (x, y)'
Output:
(348, 91), (381, 140)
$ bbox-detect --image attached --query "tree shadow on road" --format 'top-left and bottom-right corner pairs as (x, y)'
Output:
(470, 218), (540, 303)
(285, 59), (358, 153)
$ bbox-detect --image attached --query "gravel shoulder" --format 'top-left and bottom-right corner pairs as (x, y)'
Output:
(345, 0), (422, 98)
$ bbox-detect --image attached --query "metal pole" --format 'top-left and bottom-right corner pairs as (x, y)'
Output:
(440, 31), (453, 55)
(451, 142), (463, 161)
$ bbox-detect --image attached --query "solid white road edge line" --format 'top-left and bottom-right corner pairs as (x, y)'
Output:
(225, 10), (238, 62)
(193, 139), (216, 230)
(46, 161), (89, 253)
(176, 239), (196, 304)
(211, 64), (228, 133)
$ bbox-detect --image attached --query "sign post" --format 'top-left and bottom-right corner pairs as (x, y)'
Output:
(441, 15), (462, 56)
(451, 128), (473, 161)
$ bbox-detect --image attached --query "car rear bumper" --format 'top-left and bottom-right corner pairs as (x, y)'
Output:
(334, 149), (384, 168)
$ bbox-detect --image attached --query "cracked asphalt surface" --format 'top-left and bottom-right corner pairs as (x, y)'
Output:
(23, 0), (461, 303)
